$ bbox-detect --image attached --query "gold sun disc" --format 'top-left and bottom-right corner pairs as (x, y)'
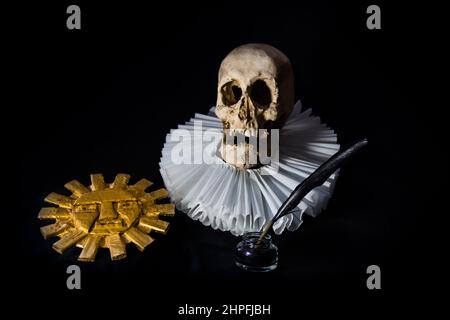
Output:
(38, 173), (174, 262)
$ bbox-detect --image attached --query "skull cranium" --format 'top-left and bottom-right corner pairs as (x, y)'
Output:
(215, 43), (294, 169)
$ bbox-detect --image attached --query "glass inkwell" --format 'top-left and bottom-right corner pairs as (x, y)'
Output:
(234, 139), (368, 272)
(235, 232), (278, 272)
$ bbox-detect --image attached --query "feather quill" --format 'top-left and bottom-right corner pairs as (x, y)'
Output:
(259, 138), (368, 241)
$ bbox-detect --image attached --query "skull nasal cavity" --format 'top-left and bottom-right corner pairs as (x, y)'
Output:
(221, 81), (242, 106)
(251, 80), (271, 107)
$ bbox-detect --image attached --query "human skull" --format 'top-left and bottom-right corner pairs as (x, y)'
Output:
(215, 43), (294, 169)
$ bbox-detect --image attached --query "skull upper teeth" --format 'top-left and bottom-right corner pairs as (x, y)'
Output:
(244, 129), (257, 137)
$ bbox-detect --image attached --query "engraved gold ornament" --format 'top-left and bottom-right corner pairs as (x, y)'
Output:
(38, 173), (174, 262)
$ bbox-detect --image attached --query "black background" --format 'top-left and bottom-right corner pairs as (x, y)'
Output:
(8, 0), (444, 316)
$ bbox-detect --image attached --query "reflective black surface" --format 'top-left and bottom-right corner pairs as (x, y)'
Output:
(8, 0), (441, 316)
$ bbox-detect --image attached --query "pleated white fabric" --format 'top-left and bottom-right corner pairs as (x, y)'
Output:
(159, 101), (339, 236)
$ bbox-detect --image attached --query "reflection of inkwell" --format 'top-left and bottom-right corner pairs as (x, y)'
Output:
(235, 139), (368, 272)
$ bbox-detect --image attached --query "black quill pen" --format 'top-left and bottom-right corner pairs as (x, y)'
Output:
(258, 138), (368, 241)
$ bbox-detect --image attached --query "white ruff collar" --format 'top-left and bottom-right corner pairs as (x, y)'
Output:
(159, 101), (339, 236)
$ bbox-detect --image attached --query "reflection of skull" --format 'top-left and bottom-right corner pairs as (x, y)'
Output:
(215, 43), (294, 169)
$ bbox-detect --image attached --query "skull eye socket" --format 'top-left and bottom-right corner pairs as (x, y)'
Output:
(221, 81), (242, 106)
(250, 79), (272, 108)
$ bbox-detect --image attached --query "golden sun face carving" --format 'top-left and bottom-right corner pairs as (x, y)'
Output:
(38, 174), (174, 262)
